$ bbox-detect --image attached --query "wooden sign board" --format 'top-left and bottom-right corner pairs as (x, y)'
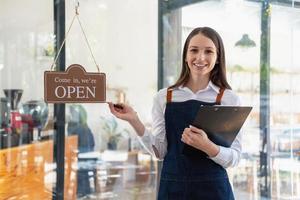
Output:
(44, 64), (106, 103)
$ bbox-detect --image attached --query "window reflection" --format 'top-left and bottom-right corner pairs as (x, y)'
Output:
(0, 1), (57, 198)
(65, 0), (158, 199)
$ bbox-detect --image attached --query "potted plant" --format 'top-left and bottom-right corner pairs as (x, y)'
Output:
(100, 116), (127, 150)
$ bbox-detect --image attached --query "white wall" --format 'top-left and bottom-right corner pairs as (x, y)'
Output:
(0, 0), (53, 101)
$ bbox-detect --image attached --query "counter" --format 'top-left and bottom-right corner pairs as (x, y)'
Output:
(0, 135), (78, 199)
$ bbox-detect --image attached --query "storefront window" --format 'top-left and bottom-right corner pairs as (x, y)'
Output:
(161, 0), (300, 199)
(0, 0), (57, 199)
(269, 3), (300, 199)
(64, 0), (158, 199)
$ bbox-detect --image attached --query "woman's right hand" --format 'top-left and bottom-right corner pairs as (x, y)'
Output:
(107, 102), (138, 123)
(107, 102), (145, 137)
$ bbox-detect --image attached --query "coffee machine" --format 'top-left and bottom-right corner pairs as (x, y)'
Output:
(4, 89), (23, 132)
(0, 98), (10, 132)
(0, 89), (50, 148)
(0, 89), (23, 148)
(19, 100), (49, 142)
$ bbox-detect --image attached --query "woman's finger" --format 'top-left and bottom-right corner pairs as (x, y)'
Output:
(109, 102), (124, 112)
(107, 102), (113, 108)
(189, 125), (201, 133)
(181, 133), (188, 143)
(189, 125), (204, 134)
(107, 102), (123, 117)
(182, 131), (193, 145)
(107, 102), (116, 113)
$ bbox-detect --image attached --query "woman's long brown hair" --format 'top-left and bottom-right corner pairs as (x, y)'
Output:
(169, 27), (231, 90)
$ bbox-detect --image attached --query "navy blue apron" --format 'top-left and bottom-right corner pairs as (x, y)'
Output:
(157, 88), (234, 200)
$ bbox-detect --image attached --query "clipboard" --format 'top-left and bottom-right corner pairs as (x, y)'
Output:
(182, 105), (252, 157)
(191, 105), (252, 147)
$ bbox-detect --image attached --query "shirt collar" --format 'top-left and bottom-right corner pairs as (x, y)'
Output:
(208, 81), (220, 93)
(177, 81), (220, 93)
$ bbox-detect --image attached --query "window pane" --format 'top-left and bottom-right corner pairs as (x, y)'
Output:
(161, 0), (300, 199)
(65, 0), (158, 199)
(0, 0), (57, 199)
(270, 3), (300, 200)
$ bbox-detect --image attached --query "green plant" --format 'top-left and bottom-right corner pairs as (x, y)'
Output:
(43, 44), (55, 57)
(100, 116), (129, 150)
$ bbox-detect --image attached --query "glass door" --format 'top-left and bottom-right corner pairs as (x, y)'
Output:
(159, 0), (300, 199)
(0, 0), (58, 199)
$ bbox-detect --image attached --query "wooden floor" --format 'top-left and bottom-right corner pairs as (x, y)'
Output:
(77, 174), (157, 200)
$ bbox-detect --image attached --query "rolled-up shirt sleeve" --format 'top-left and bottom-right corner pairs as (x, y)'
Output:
(138, 91), (167, 160)
(209, 131), (242, 168)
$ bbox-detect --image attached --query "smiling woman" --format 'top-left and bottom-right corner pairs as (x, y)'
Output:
(169, 1), (300, 199)
(108, 27), (239, 200)
(185, 33), (218, 90)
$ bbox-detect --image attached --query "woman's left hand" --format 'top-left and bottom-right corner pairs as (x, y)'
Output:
(181, 125), (220, 157)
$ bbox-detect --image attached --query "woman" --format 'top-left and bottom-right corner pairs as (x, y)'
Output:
(108, 27), (240, 200)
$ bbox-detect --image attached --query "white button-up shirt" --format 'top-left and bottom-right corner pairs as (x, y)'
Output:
(138, 81), (242, 168)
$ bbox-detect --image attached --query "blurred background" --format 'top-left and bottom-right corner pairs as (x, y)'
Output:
(0, 0), (300, 199)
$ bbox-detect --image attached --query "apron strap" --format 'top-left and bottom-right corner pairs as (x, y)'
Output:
(215, 88), (225, 105)
(166, 88), (173, 103)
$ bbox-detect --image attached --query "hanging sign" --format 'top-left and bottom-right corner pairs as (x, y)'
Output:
(44, 64), (106, 103)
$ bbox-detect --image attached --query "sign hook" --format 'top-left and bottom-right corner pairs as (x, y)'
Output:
(75, 0), (79, 15)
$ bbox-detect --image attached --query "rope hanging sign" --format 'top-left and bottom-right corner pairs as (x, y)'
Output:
(44, 2), (106, 103)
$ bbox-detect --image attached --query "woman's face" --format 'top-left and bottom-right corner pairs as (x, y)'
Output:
(185, 33), (218, 80)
